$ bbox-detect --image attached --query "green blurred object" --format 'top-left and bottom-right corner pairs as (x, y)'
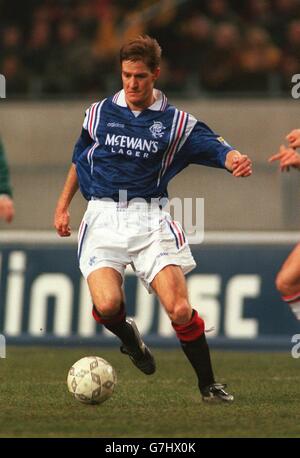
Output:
(0, 137), (13, 197)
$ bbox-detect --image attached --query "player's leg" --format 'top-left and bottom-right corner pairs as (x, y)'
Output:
(88, 266), (124, 319)
(275, 243), (300, 320)
(88, 267), (155, 374)
(151, 265), (233, 402)
(78, 201), (155, 374)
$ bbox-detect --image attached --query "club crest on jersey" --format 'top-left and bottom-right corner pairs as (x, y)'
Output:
(149, 121), (166, 139)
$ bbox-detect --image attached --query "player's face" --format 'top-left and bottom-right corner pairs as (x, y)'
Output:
(122, 60), (160, 110)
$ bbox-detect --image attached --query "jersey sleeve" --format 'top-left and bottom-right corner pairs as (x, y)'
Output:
(181, 117), (234, 169)
(72, 100), (106, 163)
(82, 102), (103, 140)
(72, 128), (93, 164)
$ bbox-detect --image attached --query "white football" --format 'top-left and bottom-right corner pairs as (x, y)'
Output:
(67, 356), (117, 404)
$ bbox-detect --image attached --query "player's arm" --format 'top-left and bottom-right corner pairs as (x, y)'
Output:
(54, 119), (93, 236)
(54, 164), (79, 237)
(268, 145), (300, 171)
(183, 119), (252, 177)
(286, 129), (300, 149)
(225, 150), (252, 177)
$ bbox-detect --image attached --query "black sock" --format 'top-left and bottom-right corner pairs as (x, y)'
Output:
(180, 333), (215, 392)
(92, 303), (137, 349)
(104, 319), (138, 350)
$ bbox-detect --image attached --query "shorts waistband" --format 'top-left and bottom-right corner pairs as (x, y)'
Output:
(89, 197), (162, 209)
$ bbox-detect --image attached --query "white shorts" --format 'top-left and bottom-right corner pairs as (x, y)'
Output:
(78, 200), (196, 292)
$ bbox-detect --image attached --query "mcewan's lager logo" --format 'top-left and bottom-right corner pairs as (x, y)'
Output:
(105, 133), (159, 158)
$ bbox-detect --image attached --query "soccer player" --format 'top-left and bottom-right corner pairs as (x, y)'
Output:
(0, 136), (15, 223)
(269, 129), (300, 320)
(54, 36), (252, 403)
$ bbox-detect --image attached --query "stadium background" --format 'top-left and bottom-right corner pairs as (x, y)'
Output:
(1, 0), (300, 349)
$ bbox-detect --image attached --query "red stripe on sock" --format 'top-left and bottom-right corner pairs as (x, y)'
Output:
(92, 302), (126, 325)
(172, 309), (205, 342)
(282, 292), (300, 303)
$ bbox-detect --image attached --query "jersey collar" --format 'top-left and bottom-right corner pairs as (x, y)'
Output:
(112, 89), (168, 112)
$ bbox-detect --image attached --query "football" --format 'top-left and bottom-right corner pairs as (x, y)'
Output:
(67, 356), (117, 404)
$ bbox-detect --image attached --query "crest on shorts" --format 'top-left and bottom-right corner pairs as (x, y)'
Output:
(149, 121), (166, 139)
(89, 256), (97, 266)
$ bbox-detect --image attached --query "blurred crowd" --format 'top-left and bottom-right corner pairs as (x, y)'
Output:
(1, 0), (300, 98)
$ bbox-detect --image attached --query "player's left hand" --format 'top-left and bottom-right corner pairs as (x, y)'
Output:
(231, 154), (252, 177)
(268, 145), (300, 171)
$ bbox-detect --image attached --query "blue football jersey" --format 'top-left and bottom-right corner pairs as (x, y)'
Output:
(72, 89), (233, 201)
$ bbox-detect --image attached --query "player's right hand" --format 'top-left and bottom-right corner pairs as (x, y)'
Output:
(231, 154), (252, 177)
(54, 207), (71, 236)
(286, 129), (300, 149)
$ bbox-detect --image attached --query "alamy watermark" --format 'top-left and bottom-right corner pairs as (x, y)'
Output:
(94, 190), (205, 244)
(291, 334), (300, 359)
(0, 334), (6, 358)
(0, 74), (6, 98)
(291, 74), (300, 99)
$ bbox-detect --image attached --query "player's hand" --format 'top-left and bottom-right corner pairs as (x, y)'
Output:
(54, 206), (71, 236)
(231, 154), (252, 177)
(268, 145), (300, 171)
(286, 129), (300, 149)
(0, 196), (15, 223)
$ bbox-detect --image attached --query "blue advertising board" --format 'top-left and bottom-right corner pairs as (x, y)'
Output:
(0, 233), (299, 349)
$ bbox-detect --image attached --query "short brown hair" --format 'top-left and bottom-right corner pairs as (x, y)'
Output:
(120, 35), (162, 72)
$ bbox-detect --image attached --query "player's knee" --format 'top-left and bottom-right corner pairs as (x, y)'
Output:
(168, 300), (192, 325)
(275, 271), (292, 296)
(275, 272), (288, 295)
(94, 295), (123, 318)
